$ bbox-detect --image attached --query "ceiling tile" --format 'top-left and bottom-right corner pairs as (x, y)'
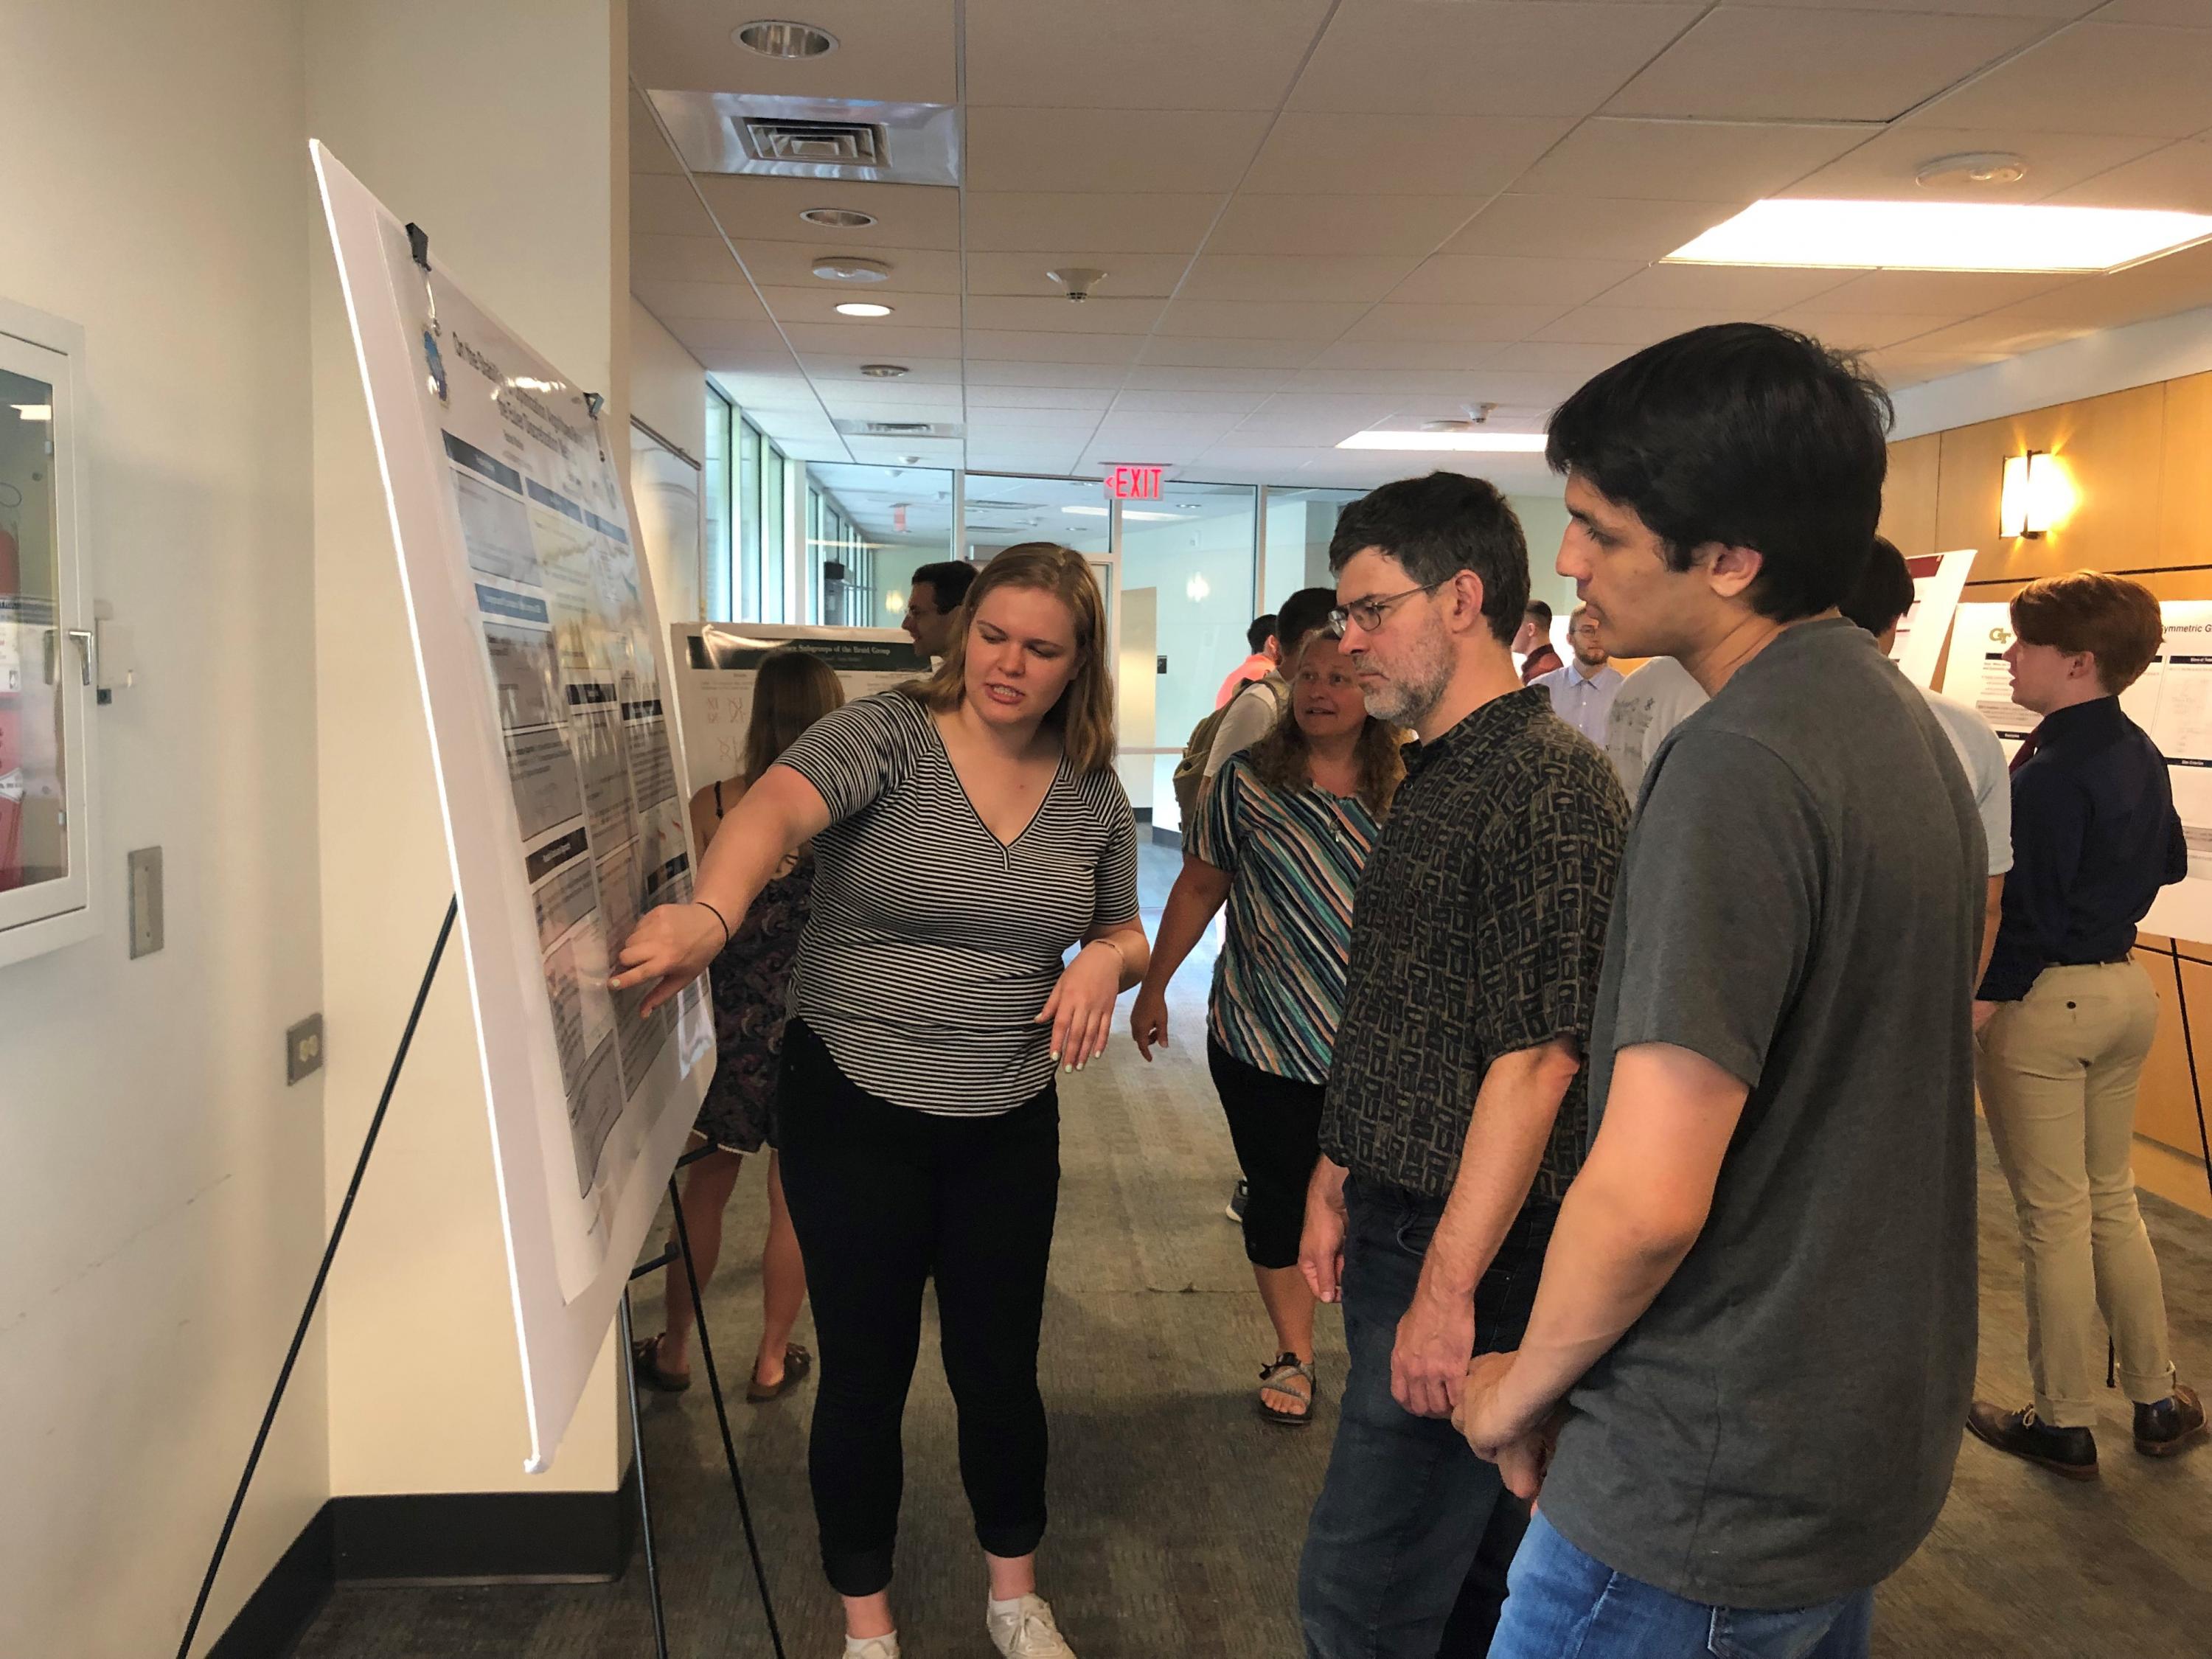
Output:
(964, 193), (1223, 254)
(633, 279), (771, 322)
(1606, 7), (2053, 124)
(818, 397), (967, 425)
(2094, 0), (2212, 18)
(965, 406), (1107, 431)
(730, 242), (964, 294)
(804, 377), (964, 408)
(964, 0), (1330, 110)
(964, 296), (1169, 334)
(962, 330), (1148, 364)
(1091, 414), (1247, 442)
(629, 90), (684, 176)
(965, 108), (1272, 193)
(1384, 255), (1646, 309)
(1111, 389), (1279, 415)
(1589, 264), (1857, 310)
(1756, 309), (1965, 352)
(1885, 313), (2102, 357)
(689, 176), (961, 249)
(631, 0), (957, 102)
(633, 234), (740, 284)
(1747, 0), (2094, 12)
(1307, 339), (1509, 370)
(1138, 336), (1331, 368)
(1778, 125), (2168, 204)
(1155, 299), (1371, 340)
(757, 286), (963, 330)
(2044, 137), (2212, 213)
(1180, 254), (1427, 304)
(1995, 241), (2212, 327)
(631, 173), (719, 237)
(1480, 341), (1640, 378)
(966, 386), (1119, 411)
(1343, 302), (1572, 343)
(1440, 196), (1741, 262)
(966, 252), (1193, 298)
(800, 356), (963, 383)
(1514, 119), (1873, 203)
(1293, 1), (1704, 118)
(1288, 367), (1581, 402)
(1910, 23), (2212, 137)
(777, 322), (964, 357)
(1532, 305), (1748, 344)
(1241, 114), (1575, 196)
(1799, 270), (2078, 314)
(1206, 194), (1488, 257)
(964, 360), (1136, 387)
(1122, 365), (1309, 390)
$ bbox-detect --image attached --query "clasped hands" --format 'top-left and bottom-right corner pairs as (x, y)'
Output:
(1453, 1350), (1562, 1503)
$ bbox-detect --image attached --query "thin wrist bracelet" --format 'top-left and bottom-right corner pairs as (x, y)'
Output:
(695, 899), (731, 949)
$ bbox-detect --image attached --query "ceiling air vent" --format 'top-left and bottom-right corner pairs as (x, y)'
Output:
(835, 418), (964, 440)
(743, 118), (887, 168)
(647, 91), (961, 187)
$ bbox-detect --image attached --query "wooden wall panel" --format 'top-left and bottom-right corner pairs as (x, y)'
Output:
(1879, 432), (1940, 560)
(2135, 950), (2203, 1160)
(2157, 372), (2212, 574)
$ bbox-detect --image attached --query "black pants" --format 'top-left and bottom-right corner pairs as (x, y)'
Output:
(776, 1019), (1061, 1597)
(1206, 1036), (1326, 1270)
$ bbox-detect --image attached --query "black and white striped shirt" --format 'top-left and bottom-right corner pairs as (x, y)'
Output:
(776, 692), (1141, 1116)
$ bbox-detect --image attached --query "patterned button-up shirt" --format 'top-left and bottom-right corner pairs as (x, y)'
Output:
(1322, 687), (1628, 1203)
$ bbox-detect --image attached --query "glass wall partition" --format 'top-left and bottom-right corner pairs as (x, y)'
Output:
(1262, 486), (1363, 615)
(806, 462), (957, 629)
(736, 417), (762, 620)
(703, 387), (732, 619)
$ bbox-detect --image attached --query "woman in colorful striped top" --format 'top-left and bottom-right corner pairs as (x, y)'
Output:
(1129, 630), (1404, 1425)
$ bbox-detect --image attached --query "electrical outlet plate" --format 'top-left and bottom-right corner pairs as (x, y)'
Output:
(287, 1013), (325, 1085)
(127, 846), (163, 959)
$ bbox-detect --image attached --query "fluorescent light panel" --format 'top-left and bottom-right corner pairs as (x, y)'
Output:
(1666, 199), (2212, 274)
(1336, 431), (1548, 453)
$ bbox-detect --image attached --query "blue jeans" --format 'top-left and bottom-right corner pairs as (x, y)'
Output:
(1489, 1514), (1874, 1659)
(1298, 1180), (1557, 1659)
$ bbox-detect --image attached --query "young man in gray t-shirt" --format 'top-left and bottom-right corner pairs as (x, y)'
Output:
(1455, 324), (1983, 1659)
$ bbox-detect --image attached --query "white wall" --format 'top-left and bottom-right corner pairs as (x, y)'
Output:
(1891, 302), (2212, 438)
(631, 299), (708, 462)
(305, 0), (630, 1498)
(1508, 491), (1576, 622)
(0, 2), (327, 1653)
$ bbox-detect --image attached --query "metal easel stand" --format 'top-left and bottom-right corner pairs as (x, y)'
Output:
(624, 1143), (790, 1659)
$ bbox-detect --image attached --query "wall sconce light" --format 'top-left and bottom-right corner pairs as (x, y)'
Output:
(1186, 572), (1211, 602)
(1999, 449), (2072, 539)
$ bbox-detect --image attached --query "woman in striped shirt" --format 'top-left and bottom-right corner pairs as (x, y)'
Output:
(1129, 630), (1403, 1426)
(616, 543), (1147, 1659)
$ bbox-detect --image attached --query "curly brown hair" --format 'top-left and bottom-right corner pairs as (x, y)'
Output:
(1245, 637), (1407, 817)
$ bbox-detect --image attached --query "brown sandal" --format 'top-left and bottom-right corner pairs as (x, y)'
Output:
(1257, 1353), (1315, 1426)
(746, 1343), (813, 1403)
(631, 1333), (691, 1394)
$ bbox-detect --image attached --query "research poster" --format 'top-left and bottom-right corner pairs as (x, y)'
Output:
(1890, 547), (1977, 690)
(316, 142), (712, 1471)
(1943, 597), (2212, 945)
(670, 622), (929, 798)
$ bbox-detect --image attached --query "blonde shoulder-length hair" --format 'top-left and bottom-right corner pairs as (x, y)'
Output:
(899, 542), (1117, 774)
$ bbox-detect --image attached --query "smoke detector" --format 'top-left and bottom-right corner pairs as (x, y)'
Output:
(1421, 403), (1500, 434)
(734, 19), (838, 58)
(1916, 151), (2029, 190)
(1048, 266), (1108, 302)
(813, 256), (891, 283)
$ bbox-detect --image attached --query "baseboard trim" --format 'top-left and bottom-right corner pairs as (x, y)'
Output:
(208, 1470), (636, 1656)
(1150, 825), (1183, 849)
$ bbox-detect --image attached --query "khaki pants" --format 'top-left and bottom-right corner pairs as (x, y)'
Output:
(1978, 961), (2175, 1426)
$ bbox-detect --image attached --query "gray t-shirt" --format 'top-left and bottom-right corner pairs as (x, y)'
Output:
(1540, 619), (1982, 1610)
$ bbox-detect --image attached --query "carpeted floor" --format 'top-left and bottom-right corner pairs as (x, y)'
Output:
(294, 843), (2212, 1659)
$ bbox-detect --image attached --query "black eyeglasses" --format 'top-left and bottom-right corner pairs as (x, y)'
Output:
(1329, 580), (1447, 637)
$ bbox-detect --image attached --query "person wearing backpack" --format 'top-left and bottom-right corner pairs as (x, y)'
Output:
(1172, 588), (1339, 830)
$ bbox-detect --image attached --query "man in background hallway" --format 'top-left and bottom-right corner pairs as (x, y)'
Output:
(901, 559), (977, 661)
(1531, 605), (1624, 748)
(1298, 472), (1627, 1659)
(1513, 601), (1562, 684)
(1218, 613), (1280, 708)
(1458, 324), (1982, 1659)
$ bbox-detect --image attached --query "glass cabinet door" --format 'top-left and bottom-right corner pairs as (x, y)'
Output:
(0, 319), (93, 964)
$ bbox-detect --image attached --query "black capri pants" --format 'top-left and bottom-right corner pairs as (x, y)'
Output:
(1206, 1034), (1326, 1270)
(776, 1018), (1060, 1598)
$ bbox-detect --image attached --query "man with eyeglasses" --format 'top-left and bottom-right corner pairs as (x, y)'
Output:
(1295, 471), (1628, 1659)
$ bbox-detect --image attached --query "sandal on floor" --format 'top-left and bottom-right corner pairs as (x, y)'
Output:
(631, 1333), (691, 1395)
(746, 1343), (813, 1403)
(1257, 1353), (1315, 1426)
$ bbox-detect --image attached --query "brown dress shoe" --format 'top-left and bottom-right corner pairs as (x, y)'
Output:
(1966, 1399), (2098, 1480)
(2135, 1382), (2208, 1457)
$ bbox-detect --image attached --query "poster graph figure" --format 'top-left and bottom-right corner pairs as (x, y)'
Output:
(315, 140), (712, 1472)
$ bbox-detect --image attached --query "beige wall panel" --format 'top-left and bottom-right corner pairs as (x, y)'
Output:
(1880, 432), (1941, 560)
(2157, 371), (2212, 574)
(2134, 950), (2203, 1159)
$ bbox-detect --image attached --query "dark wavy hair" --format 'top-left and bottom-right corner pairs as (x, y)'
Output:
(1245, 636), (1407, 818)
(1327, 471), (1530, 647)
(1547, 323), (1893, 622)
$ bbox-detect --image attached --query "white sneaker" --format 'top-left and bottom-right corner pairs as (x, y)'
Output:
(987, 1593), (1077, 1659)
(843, 1635), (898, 1659)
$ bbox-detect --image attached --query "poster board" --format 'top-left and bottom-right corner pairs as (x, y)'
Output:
(315, 142), (713, 1471)
(1891, 547), (1977, 690)
(1943, 597), (2212, 945)
(669, 622), (928, 798)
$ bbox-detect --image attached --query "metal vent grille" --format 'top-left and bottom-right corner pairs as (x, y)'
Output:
(742, 118), (888, 167)
(835, 418), (964, 439)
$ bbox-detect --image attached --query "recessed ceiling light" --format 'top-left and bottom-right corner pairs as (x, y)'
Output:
(813, 256), (891, 283)
(1062, 504), (1186, 521)
(801, 206), (877, 229)
(835, 302), (894, 317)
(1337, 431), (1548, 452)
(734, 19), (838, 58)
(1665, 198), (2212, 274)
(860, 363), (910, 378)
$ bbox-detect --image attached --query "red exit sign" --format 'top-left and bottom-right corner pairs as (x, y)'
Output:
(1105, 464), (1164, 501)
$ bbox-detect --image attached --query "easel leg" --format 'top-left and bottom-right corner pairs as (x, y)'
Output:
(669, 1174), (790, 1659)
(174, 897), (458, 1659)
(622, 1290), (674, 1659)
